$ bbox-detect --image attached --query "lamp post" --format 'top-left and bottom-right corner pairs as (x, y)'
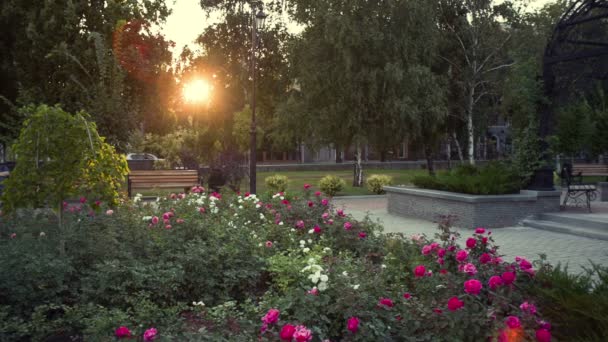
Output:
(250, 4), (267, 194)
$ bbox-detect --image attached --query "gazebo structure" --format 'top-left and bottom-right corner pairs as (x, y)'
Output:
(531, 0), (608, 190)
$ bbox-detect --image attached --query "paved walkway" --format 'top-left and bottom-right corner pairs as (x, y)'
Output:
(334, 197), (608, 275)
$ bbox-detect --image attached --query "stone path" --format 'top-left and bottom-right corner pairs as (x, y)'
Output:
(334, 197), (608, 275)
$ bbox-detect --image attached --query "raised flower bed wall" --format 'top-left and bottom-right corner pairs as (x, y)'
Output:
(384, 186), (561, 228)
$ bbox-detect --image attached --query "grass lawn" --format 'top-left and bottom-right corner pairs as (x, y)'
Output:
(256, 169), (428, 196)
(134, 168), (429, 197)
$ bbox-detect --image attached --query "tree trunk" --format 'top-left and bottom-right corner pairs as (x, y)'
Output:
(452, 132), (464, 162)
(467, 86), (475, 165)
(424, 144), (436, 176)
(58, 201), (66, 257)
(380, 150), (387, 162)
(446, 138), (452, 170)
(335, 144), (342, 163)
(353, 144), (363, 187)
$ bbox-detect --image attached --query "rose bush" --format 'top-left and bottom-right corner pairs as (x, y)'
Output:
(0, 185), (587, 341)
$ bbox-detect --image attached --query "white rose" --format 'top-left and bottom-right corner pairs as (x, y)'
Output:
(318, 281), (328, 291)
(320, 274), (328, 282)
(303, 247), (310, 253)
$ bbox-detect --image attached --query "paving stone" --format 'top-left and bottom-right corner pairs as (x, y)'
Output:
(334, 197), (608, 275)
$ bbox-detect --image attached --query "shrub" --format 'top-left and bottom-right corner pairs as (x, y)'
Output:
(319, 175), (346, 196)
(366, 174), (393, 194)
(412, 162), (520, 195)
(0, 189), (569, 341)
(265, 174), (289, 193)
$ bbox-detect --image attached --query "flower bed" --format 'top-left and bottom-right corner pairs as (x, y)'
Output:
(0, 187), (558, 341)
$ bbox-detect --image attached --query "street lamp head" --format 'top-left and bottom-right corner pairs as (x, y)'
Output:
(256, 9), (267, 29)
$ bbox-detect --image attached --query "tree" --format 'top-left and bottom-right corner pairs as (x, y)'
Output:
(438, 0), (515, 164)
(2, 105), (128, 254)
(0, 0), (172, 148)
(405, 66), (448, 176)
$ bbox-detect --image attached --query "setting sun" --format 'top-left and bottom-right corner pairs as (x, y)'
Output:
(183, 79), (212, 103)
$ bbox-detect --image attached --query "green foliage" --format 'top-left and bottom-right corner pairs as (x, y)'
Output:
(555, 101), (595, 158)
(527, 261), (608, 341)
(0, 187), (578, 341)
(1, 105), (128, 211)
(319, 175), (346, 197)
(412, 162), (521, 195)
(511, 115), (544, 187)
(366, 174), (393, 194)
(265, 174), (289, 193)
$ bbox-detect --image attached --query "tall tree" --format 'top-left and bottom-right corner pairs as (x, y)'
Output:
(0, 0), (171, 149)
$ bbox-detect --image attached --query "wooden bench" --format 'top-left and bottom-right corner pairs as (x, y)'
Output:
(561, 163), (598, 212)
(128, 170), (200, 197)
(572, 163), (608, 179)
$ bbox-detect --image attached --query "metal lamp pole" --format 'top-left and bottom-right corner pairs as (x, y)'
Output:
(250, 4), (266, 194)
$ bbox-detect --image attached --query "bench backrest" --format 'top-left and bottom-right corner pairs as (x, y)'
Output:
(129, 170), (198, 182)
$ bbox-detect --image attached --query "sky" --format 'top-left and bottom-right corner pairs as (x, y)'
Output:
(162, 0), (557, 55)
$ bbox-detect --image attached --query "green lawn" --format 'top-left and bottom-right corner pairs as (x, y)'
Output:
(256, 169), (428, 196)
(134, 168), (429, 197)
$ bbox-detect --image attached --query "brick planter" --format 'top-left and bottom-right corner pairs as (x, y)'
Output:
(384, 186), (561, 228)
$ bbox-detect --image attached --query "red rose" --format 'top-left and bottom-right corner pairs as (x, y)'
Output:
(379, 297), (394, 307)
(414, 265), (426, 277)
(347, 316), (360, 333)
(463, 279), (482, 295)
(280, 324), (296, 341)
(501, 271), (516, 285)
(447, 296), (464, 311)
(115, 326), (131, 338)
(466, 237), (477, 249)
(536, 329), (551, 342)
(479, 253), (492, 264)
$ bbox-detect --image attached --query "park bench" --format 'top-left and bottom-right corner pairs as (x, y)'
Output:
(560, 163), (597, 212)
(128, 170), (200, 197)
(572, 163), (608, 180)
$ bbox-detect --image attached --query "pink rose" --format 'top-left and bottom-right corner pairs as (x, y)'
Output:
(505, 316), (521, 329)
(378, 297), (394, 307)
(421, 245), (432, 255)
(437, 248), (446, 258)
(106, 209), (114, 216)
(165, 225), (172, 229)
(176, 218), (184, 224)
(143, 327), (157, 341)
(295, 220), (305, 229)
(479, 253), (491, 264)
(414, 265), (426, 277)
(463, 263), (477, 275)
(475, 227), (486, 234)
(304, 183), (311, 189)
(456, 249), (468, 262)
(337, 209), (346, 217)
(536, 329), (551, 342)
(151, 216), (159, 225)
(265, 241), (273, 248)
(403, 292), (411, 299)
(447, 296), (464, 311)
(501, 271), (516, 285)
(520, 301), (537, 314)
(437, 257), (444, 265)
(519, 258), (533, 270)
(466, 238), (477, 249)
(538, 320), (551, 330)
(464, 279), (482, 295)
(314, 191), (321, 196)
(162, 212), (171, 220)
(308, 201), (314, 207)
(429, 242), (439, 250)
(347, 316), (360, 333)
(199, 207), (206, 213)
(322, 212), (330, 220)
(358, 231), (367, 239)
(488, 275), (504, 290)
(343, 222), (352, 230)
(482, 237), (488, 244)
(79, 196), (87, 203)
(115, 326), (131, 338)
(307, 287), (319, 296)
(328, 219), (334, 225)
(313, 225), (322, 234)
(293, 325), (312, 342)
(262, 308), (280, 325)
(280, 324), (296, 341)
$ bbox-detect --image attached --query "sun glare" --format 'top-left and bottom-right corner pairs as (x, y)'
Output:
(183, 79), (212, 103)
